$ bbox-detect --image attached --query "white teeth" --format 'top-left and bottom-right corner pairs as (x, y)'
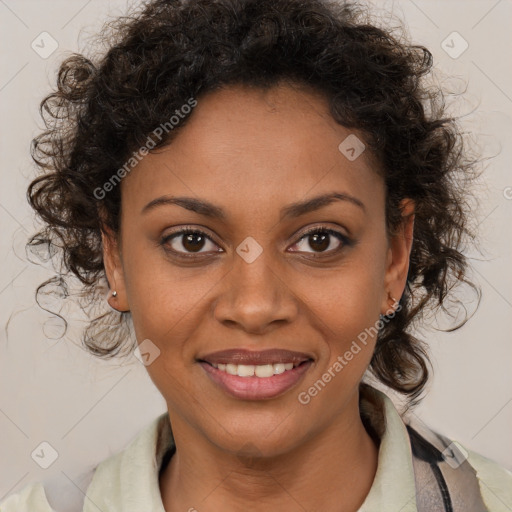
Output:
(210, 361), (303, 377)
(273, 363), (286, 374)
(226, 364), (238, 375)
(255, 364), (274, 378)
(237, 365), (255, 377)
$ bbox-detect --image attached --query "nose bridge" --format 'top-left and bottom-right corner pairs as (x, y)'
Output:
(213, 239), (296, 332)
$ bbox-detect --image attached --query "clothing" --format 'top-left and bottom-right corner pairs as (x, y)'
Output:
(1, 387), (511, 511)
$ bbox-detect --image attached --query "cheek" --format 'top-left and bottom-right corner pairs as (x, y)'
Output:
(120, 238), (195, 348)
(306, 236), (387, 318)
(302, 239), (388, 371)
(122, 254), (205, 400)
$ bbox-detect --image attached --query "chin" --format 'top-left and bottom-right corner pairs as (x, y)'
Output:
(206, 413), (307, 458)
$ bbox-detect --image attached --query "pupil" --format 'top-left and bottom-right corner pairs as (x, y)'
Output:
(184, 233), (205, 252)
(310, 232), (329, 252)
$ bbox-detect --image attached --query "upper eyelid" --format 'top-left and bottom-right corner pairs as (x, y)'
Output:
(297, 226), (348, 239)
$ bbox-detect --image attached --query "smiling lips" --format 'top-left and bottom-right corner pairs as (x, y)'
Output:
(197, 348), (314, 400)
(198, 348), (312, 365)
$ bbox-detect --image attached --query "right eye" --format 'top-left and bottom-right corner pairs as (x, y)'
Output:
(160, 228), (223, 257)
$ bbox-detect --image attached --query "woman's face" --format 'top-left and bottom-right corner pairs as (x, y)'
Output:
(103, 82), (413, 457)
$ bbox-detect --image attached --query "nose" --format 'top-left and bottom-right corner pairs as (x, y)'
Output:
(212, 246), (298, 335)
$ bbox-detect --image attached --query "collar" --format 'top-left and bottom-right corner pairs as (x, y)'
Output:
(84, 387), (418, 511)
(358, 386), (418, 511)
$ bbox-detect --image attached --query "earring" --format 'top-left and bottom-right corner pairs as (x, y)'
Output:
(112, 290), (117, 297)
(379, 293), (399, 320)
(387, 294), (399, 314)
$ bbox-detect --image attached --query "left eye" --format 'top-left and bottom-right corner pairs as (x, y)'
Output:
(290, 228), (348, 255)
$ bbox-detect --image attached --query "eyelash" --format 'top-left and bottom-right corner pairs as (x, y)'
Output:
(159, 225), (353, 260)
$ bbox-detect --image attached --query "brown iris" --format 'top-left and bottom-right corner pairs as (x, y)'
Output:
(182, 232), (206, 252)
(308, 232), (330, 252)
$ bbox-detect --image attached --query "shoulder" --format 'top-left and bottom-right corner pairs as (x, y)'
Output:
(0, 481), (53, 512)
(465, 446), (512, 511)
(0, 467), (96, 512)
(0, 414), (168, 512)
(405, 414), (512, 511)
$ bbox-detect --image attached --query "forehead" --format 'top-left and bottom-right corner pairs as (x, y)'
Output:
(120, 82), (383, 221)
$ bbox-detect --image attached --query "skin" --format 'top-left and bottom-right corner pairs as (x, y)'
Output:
(102, 81), (414, 511)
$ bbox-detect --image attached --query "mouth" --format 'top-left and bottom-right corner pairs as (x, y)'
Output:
(196, 348), (314, 400)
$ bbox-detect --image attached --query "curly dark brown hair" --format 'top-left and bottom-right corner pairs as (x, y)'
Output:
(26, 0), (481, 407)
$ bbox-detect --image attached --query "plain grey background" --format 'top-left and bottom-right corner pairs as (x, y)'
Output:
(1, 0), (511, 500)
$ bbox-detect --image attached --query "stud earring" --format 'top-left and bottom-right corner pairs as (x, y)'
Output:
(112, 290), (117, 297)
(379, 293), (399, 320)
(386, 293), (399, 314)
(388, 294), (398, 308)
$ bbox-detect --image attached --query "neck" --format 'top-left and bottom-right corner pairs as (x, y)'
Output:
(159, 390), (380, 511)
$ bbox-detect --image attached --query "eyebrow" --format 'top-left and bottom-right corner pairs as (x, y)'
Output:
(141, 192), (366, 220)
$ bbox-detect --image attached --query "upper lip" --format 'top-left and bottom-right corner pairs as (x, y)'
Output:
(197, 349), (313, 366)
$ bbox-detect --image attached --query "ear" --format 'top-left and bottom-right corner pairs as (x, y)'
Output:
(380, 198), (415, 315)
(101, 225), (130, 312)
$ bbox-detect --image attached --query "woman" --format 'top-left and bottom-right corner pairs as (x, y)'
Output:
(1, 0), (511, 510)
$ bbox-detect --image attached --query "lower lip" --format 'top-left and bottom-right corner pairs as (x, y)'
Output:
(198, 360), (313, 400)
